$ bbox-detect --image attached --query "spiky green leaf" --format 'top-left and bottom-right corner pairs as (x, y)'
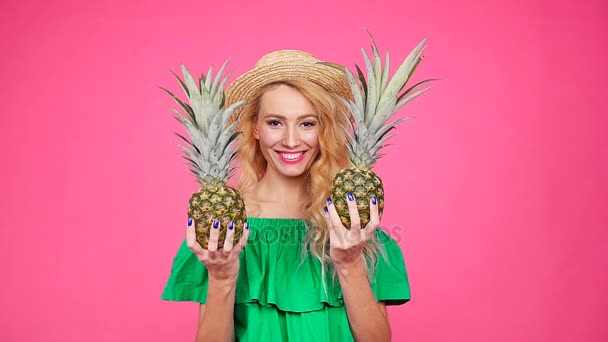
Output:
(205, 66), (213, 91)
(397, 79), (438, 103)
(380, 38), (427, 109)
(355, 64), (367, 97)
(344, 69), (364, 119)
(395, 86), (434, 113)
(362, 48), (378, 126)
(171, 70), (190, 97)
(377, 49), (390, 94)
(210, 60), (229, 101)
(161, 87), (196, 124)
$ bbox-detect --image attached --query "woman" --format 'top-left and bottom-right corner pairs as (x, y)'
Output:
(162, 50), (411, 341)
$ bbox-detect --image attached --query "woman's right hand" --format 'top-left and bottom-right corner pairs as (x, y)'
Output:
(186, 218), (250, 285)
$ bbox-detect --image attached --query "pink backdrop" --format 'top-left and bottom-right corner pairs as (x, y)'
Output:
(1, 0), (607, 341)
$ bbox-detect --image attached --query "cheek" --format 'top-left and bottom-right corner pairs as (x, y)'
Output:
(256, 128), (279, 149)
(302, 130), (320, 149)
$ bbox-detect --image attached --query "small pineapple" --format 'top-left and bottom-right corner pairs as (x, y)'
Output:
(331, 37), (435, 228)
(162, 61), (247, 249)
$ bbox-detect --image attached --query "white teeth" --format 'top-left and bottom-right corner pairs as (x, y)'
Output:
(280, 152), (304, 160)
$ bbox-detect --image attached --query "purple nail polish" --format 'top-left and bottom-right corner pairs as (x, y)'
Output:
(347, 192), (354, 201)
(213, 220), (219, 229)
(372, 197), (377, 205)
(324, 206), (328, 213)
(245, 223), (249, 230)
(228, 221), (234, 230)
(188, 218), (193, 226)
(327, 197), (333, 205)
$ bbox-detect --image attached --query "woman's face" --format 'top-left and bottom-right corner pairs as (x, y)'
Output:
(254, 84), (320, 178)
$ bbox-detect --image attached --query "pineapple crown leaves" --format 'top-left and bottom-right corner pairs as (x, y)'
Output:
(161, 60), (245, 184)
(340, 34), (438, 169)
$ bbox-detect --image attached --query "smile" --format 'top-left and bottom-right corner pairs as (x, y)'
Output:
(276, 151), (306, 164)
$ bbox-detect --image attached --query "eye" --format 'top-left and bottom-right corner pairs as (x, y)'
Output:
(301, 121), (317, 128)
(266, 120), (282, 127)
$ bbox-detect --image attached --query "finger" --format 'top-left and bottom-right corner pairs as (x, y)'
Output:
(326, 197), (348, 243)
(324, 206), (339, 244)
(186, 217), (206, 257)
(346, 192), (361, 231)
(223, 221), (235, 252)
(323, 206), (332, 227)
(363, 197), (380, 240)
(207, 220), (220, 253)
(233, 222), (250, 254)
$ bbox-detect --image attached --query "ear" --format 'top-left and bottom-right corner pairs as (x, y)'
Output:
(253, 123), (260, 140)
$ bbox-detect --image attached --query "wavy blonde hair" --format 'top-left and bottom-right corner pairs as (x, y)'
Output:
(235, 79), (384, 279)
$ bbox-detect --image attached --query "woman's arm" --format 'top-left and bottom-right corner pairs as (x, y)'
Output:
(195, 279), (236, 341)
(336, 260), (391, 341)
(186, 220), (249, 342)
(325, 196), (391, 342)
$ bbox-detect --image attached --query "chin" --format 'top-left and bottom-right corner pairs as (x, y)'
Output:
(276, 166), (308, 178)
(273, 160), (312, 178)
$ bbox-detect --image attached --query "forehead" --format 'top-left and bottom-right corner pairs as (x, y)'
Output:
(258, 84), (316, 117)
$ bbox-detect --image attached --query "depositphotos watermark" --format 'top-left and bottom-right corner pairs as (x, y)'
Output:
(244, 224), (407, 246)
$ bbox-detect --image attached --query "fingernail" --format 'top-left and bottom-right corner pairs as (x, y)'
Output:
(213, 220), (219, 229)
(324, 206), (328, 213)
(347, 192), (354, 201)
(228, 221), (234, 230)
(188, 218), (193, 226)
(245, 223), (249, 230)
(372, 197), (377, 205)
(327, 197), (333, 205)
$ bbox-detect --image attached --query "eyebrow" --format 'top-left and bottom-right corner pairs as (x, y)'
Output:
(264, 113), (318, 119)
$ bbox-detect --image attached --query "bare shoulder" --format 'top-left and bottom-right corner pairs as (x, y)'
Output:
(240, 188), (262, 217)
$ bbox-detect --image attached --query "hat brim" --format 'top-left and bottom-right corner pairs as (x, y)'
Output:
(224, 51), (353, 121)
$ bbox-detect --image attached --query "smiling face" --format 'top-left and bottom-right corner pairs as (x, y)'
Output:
(254, 84), (320, 179)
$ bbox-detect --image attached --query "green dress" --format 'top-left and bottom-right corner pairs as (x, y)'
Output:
(161, 218), (411, 341)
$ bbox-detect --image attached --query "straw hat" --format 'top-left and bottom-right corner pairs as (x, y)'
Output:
(224, 50), (353, 120)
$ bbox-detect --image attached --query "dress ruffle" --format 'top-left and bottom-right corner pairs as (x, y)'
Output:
(162, 217), (411, 313)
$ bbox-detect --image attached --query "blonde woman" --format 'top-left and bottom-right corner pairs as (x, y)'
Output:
(162, 50), (411, 341)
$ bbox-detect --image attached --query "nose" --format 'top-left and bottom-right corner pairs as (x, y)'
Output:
(282, 126), (299, 148)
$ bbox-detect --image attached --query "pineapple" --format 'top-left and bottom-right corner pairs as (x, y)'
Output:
(162, 61), (247, 249)
(331, 37), (435, 228)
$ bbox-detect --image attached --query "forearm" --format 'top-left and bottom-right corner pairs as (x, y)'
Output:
(337, 260), (391, 342)
(196, 280), (236, 342)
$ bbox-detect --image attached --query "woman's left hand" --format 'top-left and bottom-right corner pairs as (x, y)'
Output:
(325, 193), (380, 269)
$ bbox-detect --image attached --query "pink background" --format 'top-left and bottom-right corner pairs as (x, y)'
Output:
(1, 0), (607, 341)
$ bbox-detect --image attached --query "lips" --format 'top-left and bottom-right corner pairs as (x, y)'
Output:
(276, 151), (307, 164)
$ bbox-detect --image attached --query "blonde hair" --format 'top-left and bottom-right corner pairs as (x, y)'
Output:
(235, 79), (383, 280)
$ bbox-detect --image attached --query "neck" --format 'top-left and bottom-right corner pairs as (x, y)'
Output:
(255, 167), (308, 203)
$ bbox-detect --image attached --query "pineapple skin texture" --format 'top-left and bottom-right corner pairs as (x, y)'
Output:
(188, 185), (247, 250)
(331, 166), (384, 228)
